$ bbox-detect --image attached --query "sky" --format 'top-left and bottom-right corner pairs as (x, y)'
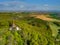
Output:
(0, 0), (60, 11)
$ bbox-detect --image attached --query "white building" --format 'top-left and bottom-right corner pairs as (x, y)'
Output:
(9, 22), (21, 31)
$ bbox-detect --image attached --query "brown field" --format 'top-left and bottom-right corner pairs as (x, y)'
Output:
(30, 14), (60, 22)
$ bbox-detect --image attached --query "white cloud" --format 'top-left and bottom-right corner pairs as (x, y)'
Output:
(4, 4), (9, 6)
(20, 5), (24, 8)
(0, 1), (27, 10)
(0, 1), (60, 11)
(44, 4), (48, 7)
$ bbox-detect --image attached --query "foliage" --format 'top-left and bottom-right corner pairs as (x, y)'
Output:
(0, 12), (60, 45)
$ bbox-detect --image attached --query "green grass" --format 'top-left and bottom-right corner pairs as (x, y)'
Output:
(48, 22), (60, 37)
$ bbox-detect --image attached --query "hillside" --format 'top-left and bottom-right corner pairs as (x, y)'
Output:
(0, 12), (60, 45)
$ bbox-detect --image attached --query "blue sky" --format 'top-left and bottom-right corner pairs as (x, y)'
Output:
(0, 0), (60, 11)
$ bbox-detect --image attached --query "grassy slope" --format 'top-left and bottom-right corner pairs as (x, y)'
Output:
(48, 22), (60, 37)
